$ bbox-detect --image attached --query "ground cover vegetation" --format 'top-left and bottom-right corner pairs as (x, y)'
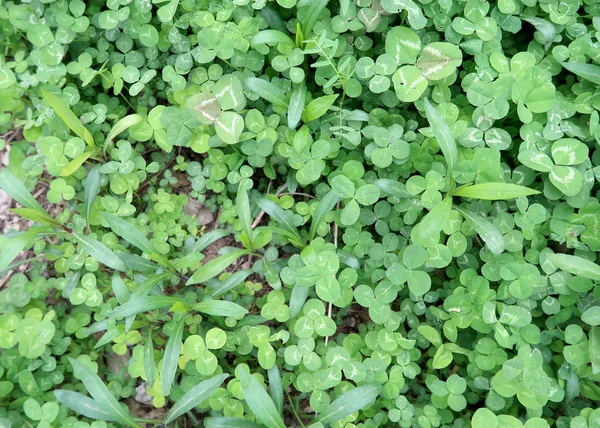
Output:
(0, 0), (600, 427)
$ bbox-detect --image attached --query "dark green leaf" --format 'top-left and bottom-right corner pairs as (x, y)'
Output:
(84, 166), (101, 229)
(244, 77), (288, 109)
(256, 198), (304, 246)
(144, 328), (155, 387)
(0, 169), (47, 213)
(162, 317), (185, 396)
(100, 213), (162, 260)
(73, 232), (127, 272)
(210, 269), (253, 298)
(237, 185), (253, 243)
(315, 385), (380, 424)
(424, 98), (458, 173)
(54, 390), (116, 422)
(455, 206), (505, 256)
(451, 183), (539, 200)
(192, 300), (249, 317)
(164, 374), (229, 424)
(267, 365), (284, 415)
(310, 190), (339, 240)
(547, 253), (600, 281)
(41, 89), (95, 147)
(239, 369), (285, 428)
(561, 62), (600, 85)
(186, 249), (249, 285)
(68, 357), (141, 427)
(410, 197), (452, 246)
(288, 82), (306, 129)
(106, 296), (185, 318)
(188, 229), (229, 253)
(104, 114), (143, 151)
(301, 0), (329, 37)
(251, 30), (295, 48)
(374, 179), (413, 200)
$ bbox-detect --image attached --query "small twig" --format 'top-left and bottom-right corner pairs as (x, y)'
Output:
(325, 203), (340, 347)
(251, 183), (288, 229)
(279, 192), (315, 199)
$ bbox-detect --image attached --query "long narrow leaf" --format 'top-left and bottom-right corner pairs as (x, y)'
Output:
(309, 190), (339, 240)
(132, 272), (174, 298)
(188, 229), (229, 253)
(106, 296), (186, 318)
(41, 89), (95, 147)
(561, 62), (600, 85)
(256, 198), (303, 245)
(301, 0), (329, 37)
(237, 185), (253, 243)
(374, 179), (414, 200)
(423, 98), (458, 174)
(186, 249), (249, 285)
(10, 208), (62, 227)
(164, 374), (229, 424)
(251, 30), (295, 48)
(289, 283), (309, 319)
(192, 300), (249, 317)
(0, 234), (28, 272)
(100, 213), (160, 257)
(210, 269), (253, 298)
(0, 169), (47, 213)
(260, 6), (287, 32)
(104, 114), (143, 150)
(239, 369), (285, 428)
(547, 253), (600, 281)
(162, 317), (185, 396)
(54, 390), (116, 421)
(68, 357), (141, 428)
(73, 232), (126, 272)
(244, 77), (289, 109)
(84, 166), (101, 229)
(144, 328), (156, 387)
(267, 365), (284, 415)
(205, 418), (264, 428)
(303, 94), (338, 122)
(410, 197), (452, 246)
(454, 206), (505, 256)
(451, 183), (539, 200)
(287, 81), (306, 129)
(61, 151), (93, 176)
(315, 385), (380, 424)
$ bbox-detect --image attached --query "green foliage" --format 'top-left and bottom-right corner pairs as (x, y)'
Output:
(1, 0), (600, 427)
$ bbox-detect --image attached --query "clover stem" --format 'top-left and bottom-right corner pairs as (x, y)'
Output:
(286, 389), (306, 428)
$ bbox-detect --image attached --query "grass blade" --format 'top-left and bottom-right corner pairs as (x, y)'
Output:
(54, 390), (116, 421)
(84, 166), (101, 230)
(210, 269), (253, 298)
(60, 151), (93, 177)
(161, 317), (185, 396)
(547, 253), (600, 281)
(244, 77), (289, 109)
(256, 198), (304, 245)
(205, 417), (264, 428)
(100, 212), (159, 256)
(561, 62), (600, 85)
(68, 357), (141, 427)
(186, 249), (249, 285)
(315, 385), (379, 424)
(423, 98), (458, 174)
(192, 300), (249, 317)
(41, 89), (95, 147)
(104, 114), (143, 151)
(188, 229), (229, 253)
(106, 296), (186, 318)
(303, 94), (338, 122)
(73, 232), (126, 272)
(144, 328), (156, 387)
(451, 183), (539, 200)
(9, 208), (61, 227)
(267, 365), (284, 415)
(289, 283), (309, 319)
(287, 81), (306, 129)
(164, 374), (229, 424)
(454, 206), (505, 256)
(374, 179), (415, 199)
(301, 0), (329, 37)
(237, 184), (253, 244)
(239, 369), (285, 428)
(111, 273), (130, 303)
(251, 30), (295, 48)
(0, 169), (47, 213)
(309, 190), (339, 240)
(410, 196), (452, 246)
